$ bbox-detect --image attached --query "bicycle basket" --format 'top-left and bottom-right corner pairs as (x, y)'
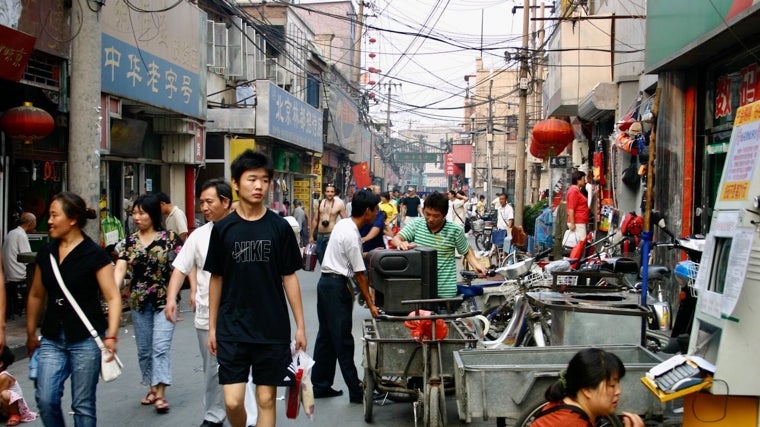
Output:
(472, 219), (485, 232)
(523, 270), (550, 289)
(675, 260), (700, 297)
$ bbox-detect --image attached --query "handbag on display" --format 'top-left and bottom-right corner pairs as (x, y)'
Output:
(49, 254), (123, 382)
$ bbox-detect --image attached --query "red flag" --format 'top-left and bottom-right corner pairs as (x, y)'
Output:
(353, 162), (372, 188)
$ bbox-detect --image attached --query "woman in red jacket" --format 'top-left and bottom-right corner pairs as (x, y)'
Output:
(529, 348), (644, 427)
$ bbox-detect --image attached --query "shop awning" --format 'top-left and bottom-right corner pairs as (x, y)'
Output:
(577, 82), (617, 122)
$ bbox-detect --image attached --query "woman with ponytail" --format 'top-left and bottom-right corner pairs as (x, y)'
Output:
(529, 348), (645, 427)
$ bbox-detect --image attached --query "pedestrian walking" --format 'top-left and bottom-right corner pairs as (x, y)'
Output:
(164, 178), (258, 427)
(204, 150), (306, 427)
(309, 184), (347, 264)
(157, 192), (189, 242)
(25, 191), (122, 426)
(114, 194), (183, 414)
(312, 189), (380, 404)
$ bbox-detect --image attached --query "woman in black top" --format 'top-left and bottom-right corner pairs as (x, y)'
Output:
(26, 192), (122, 427)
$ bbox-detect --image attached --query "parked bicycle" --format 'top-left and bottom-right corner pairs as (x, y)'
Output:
(457, 249), (553, 345)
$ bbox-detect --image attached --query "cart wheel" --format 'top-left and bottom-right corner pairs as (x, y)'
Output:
(425, 385), (441, 427)
(363, 368), (375, 422)
(514, 400), (623, 427)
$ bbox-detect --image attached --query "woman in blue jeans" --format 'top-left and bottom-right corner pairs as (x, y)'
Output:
(114, 194), (182, 414)
(26, 192), (123, 427)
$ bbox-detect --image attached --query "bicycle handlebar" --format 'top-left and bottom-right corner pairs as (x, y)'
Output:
(377, 309), (482, 322)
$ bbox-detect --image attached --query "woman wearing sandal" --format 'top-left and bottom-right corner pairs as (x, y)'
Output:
(114, 194), (182, 414)
(26, 192), (122, 427)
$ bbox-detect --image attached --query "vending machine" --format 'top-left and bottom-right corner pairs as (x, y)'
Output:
(686, 100), (760, 425)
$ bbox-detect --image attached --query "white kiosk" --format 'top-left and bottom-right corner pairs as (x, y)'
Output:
(686, 100), (760, 426)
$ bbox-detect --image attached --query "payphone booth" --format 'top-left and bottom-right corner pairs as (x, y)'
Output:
(686, 100), (760, 426)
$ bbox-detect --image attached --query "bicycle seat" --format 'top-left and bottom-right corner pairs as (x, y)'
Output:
(600, 257), (639, 274)
(643, 265), (671, 280)
(457, 284), (484, 297)
(460, 270), (479, 281)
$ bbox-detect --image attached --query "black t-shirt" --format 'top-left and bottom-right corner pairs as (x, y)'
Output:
(36, 236), (112, 342)
(204, 209), (302, 344)
(401, 196), (422, 217)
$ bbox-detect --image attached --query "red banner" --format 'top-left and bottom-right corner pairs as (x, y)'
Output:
(444, 153), (454, 175)
(0, 25), (35, 82)
(353, 162), (372, 188)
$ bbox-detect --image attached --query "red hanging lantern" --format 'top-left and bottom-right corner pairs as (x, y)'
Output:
(369, 37), (377, 43)
(0, 102), (55, 145)
(368, 92), (375, 99)
(367, 80), (376, 86)
(368, 52), (376, 59)
(530, 118), (574, 159)
(368, 66), (378, 73)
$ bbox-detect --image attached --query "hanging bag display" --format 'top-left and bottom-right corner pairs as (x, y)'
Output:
(49, 254), (123, 382)
(621, 156), (640, 190)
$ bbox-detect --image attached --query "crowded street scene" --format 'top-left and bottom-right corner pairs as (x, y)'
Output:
(1, 0), (759, 426)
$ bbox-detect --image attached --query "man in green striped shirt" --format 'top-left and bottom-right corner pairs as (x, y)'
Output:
(391, 191), (488, 297)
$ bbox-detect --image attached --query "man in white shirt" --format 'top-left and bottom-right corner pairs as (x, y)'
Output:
(157, 192), (189, 242)
(495, 193), (514, 230)
(164, 179), (256, 427)
(2, 212), (35, 317)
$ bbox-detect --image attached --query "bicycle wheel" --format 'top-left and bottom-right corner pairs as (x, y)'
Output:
(474, 232), (486, 251)
(515, 400), (624, 427)
(363, 368), (375, 422)
(483, 303), (515, 341)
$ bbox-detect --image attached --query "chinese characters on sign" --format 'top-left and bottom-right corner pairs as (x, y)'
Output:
(715, 65), (760, 120)
(258, 81), (322, 152)
(0, 25), (35, 82)
(101, 34), (202, 118)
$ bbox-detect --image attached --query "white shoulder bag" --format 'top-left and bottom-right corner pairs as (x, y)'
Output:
(49, 254), (123, 382)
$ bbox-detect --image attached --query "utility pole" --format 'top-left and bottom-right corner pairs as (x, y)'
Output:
(515, 1), (530, 227)
(352, 0), (364, 88)
(487, 79), (494, 205)
(531, 0), (546, 203)
(69, 2), (102, 238)
(380, 81), (401, 184)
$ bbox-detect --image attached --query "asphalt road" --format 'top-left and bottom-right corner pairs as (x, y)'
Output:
(9, 263), (684, 426)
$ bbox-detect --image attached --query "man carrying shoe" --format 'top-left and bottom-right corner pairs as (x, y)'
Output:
(311, 189), (380, 403)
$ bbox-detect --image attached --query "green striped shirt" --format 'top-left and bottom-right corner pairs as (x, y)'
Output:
(399, 218), (470, 297)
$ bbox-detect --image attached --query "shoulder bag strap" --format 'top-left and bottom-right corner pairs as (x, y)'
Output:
(532, 403), (593, 426)
(49, 254), (107, 352)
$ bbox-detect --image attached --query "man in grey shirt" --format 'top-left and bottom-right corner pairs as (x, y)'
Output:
(2, 212), (36, 317)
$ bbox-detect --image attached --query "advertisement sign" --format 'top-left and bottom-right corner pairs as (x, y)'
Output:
(256, 80), (322, 152)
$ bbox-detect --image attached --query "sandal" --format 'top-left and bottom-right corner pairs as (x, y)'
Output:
(154, 397), (170, 414)
(6, 414), (21, 426)
(141, 391), (157, 405)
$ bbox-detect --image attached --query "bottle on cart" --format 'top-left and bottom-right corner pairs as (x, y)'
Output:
(29, 350), (39, 380)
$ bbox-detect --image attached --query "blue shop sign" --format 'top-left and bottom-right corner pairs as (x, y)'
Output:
(101, 34), (203, 119)
(256, 80), (322, 152)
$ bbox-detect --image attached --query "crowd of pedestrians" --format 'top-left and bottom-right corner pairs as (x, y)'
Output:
(1, 153), (599, 427)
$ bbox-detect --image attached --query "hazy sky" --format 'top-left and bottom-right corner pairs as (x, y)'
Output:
(301, 0), (533, 130)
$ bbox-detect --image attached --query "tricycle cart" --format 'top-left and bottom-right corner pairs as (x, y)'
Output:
(453, 345), (665, 427)
(362, 298), (478, 426)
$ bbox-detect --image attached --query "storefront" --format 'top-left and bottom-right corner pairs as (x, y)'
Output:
(0, 1), (70, 239)
(98, 1), (207, 230)
(646, 1), (760, 237)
